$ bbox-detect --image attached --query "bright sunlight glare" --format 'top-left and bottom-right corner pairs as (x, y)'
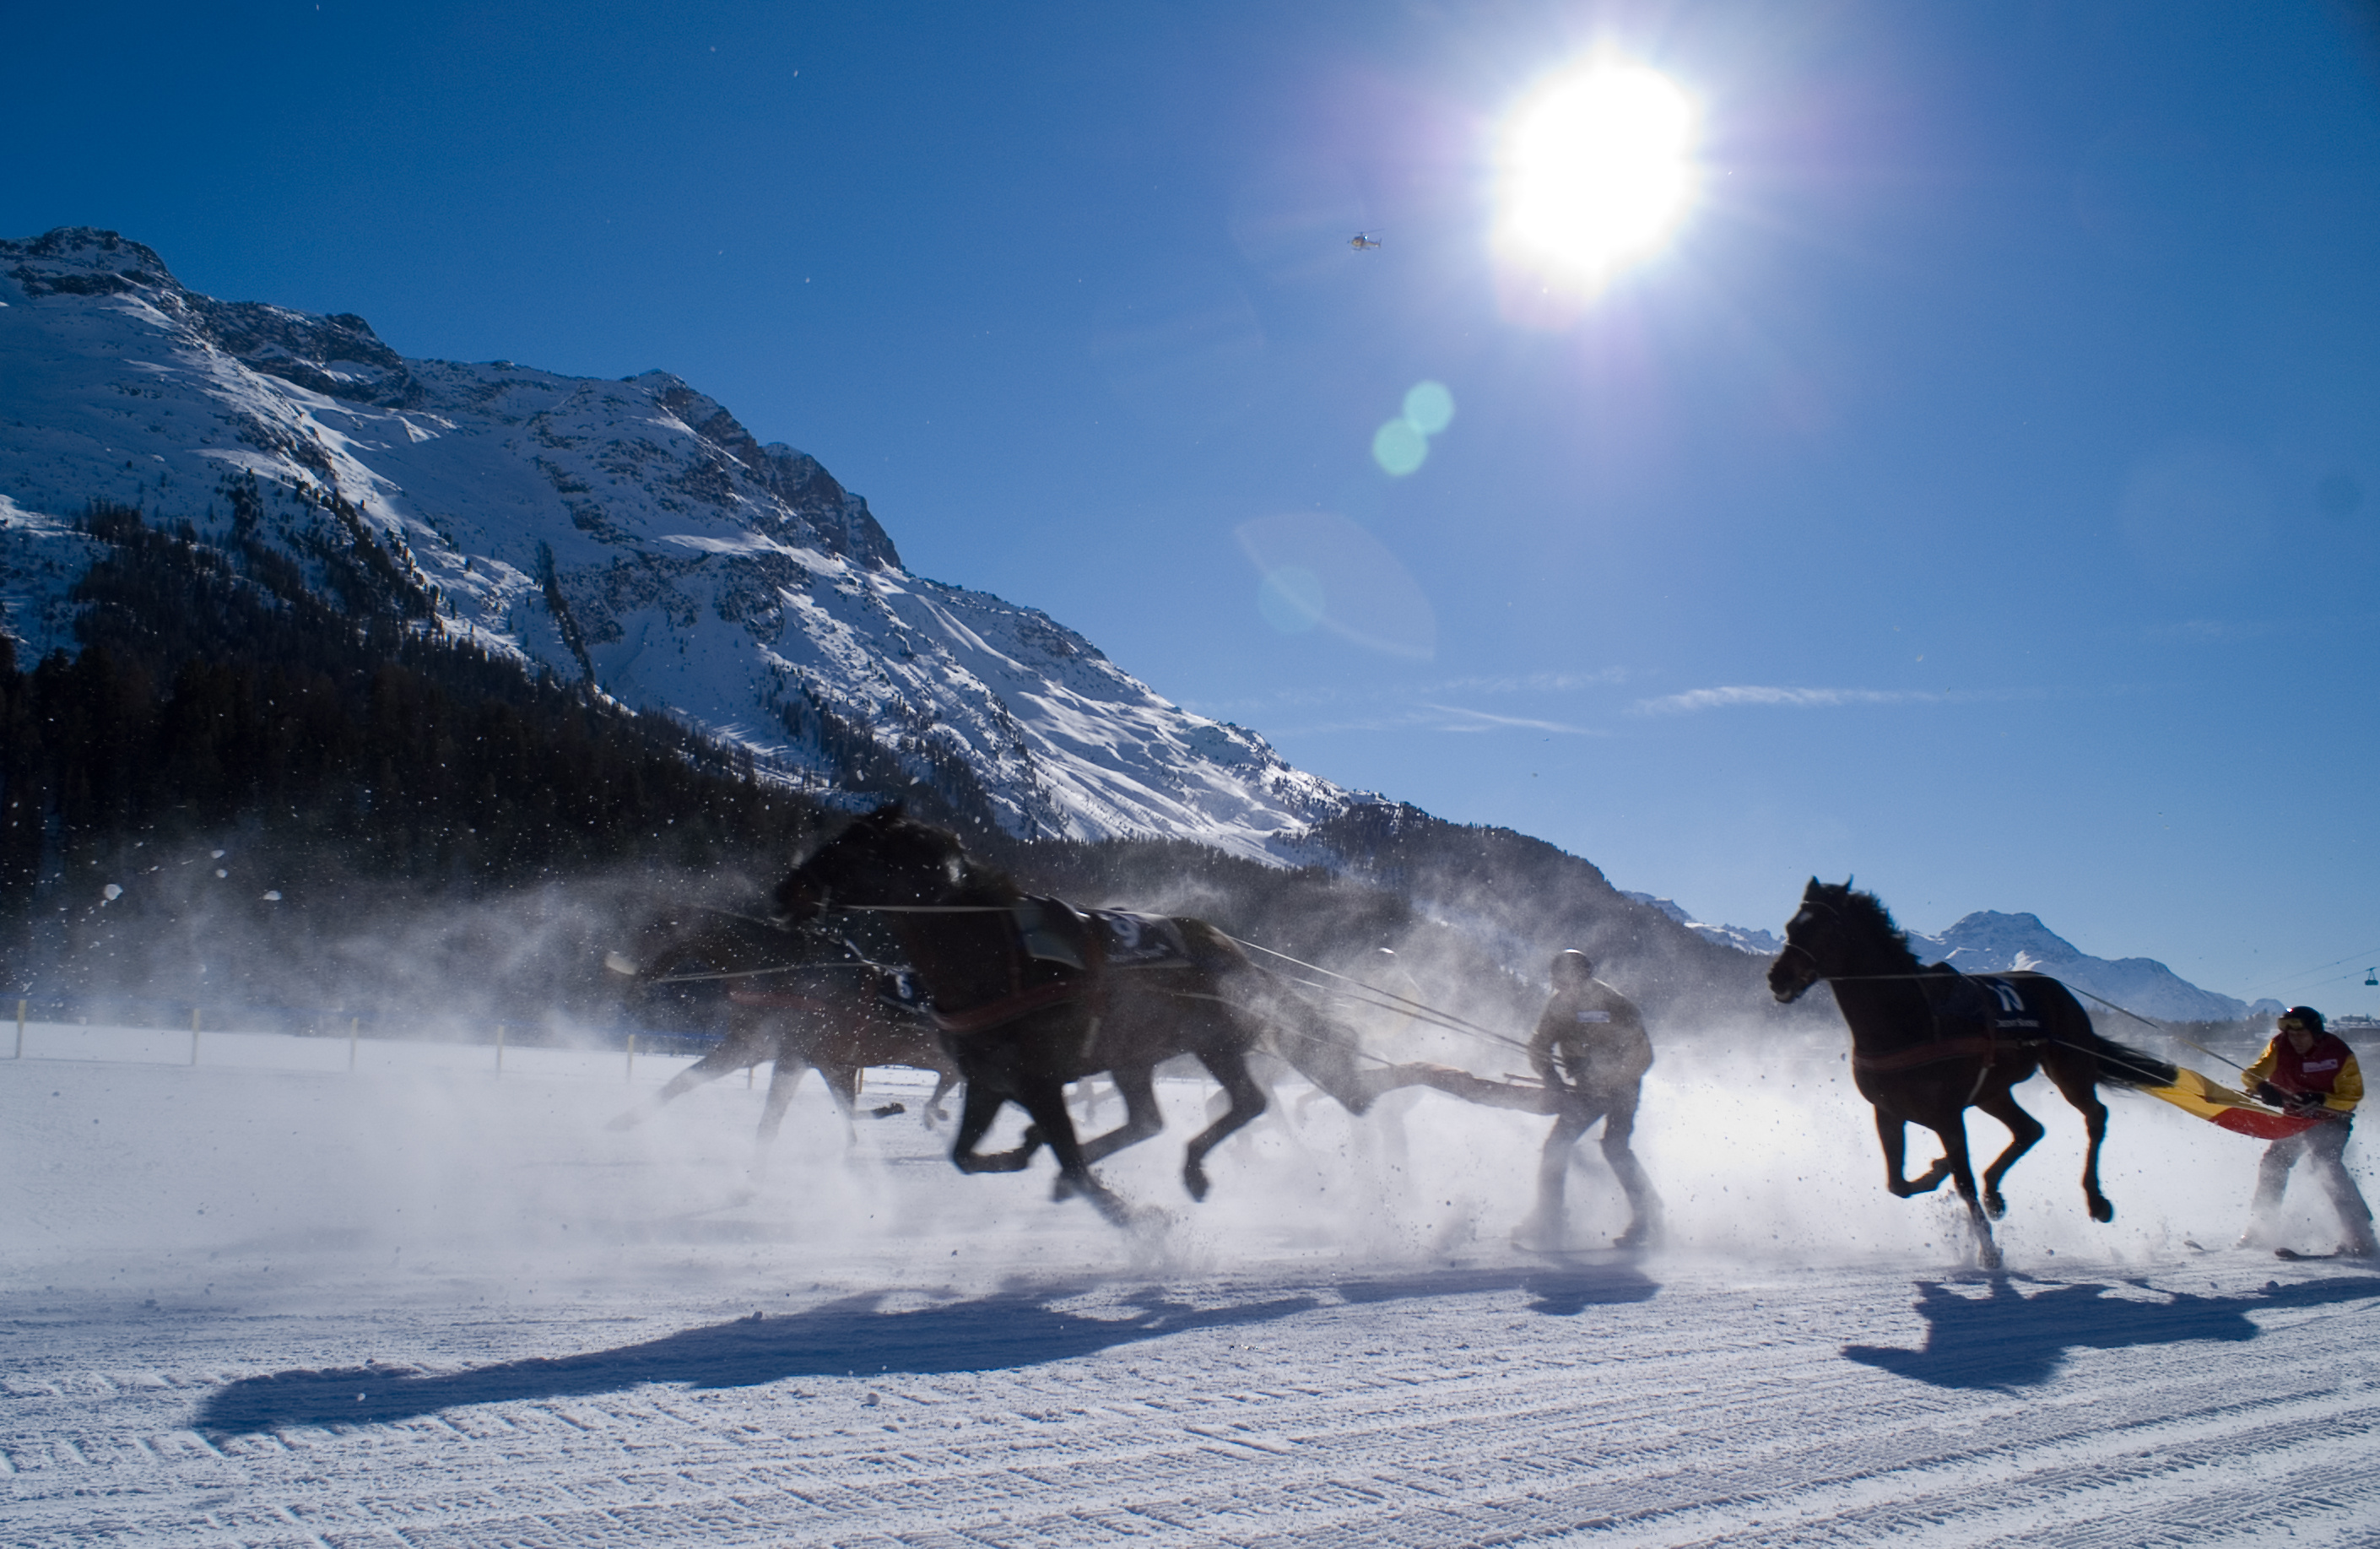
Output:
(1496, 63), (1697, 294)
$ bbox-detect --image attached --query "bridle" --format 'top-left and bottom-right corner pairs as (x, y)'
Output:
(1775, 896), (1842, 981)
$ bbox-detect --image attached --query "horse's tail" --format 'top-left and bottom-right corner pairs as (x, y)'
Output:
(2079, 1030), (2177, 1091)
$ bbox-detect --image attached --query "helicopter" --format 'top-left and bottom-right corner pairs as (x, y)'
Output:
(1349, 230), (1382, 251)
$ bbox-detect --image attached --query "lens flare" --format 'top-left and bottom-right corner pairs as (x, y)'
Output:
(1403, 380), (1455, 436)
(1256, 566), (1327, 632)
(1372, 418), (1430, 476)
(1496, 63), (1697, 295)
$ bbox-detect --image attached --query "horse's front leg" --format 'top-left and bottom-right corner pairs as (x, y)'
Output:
(922, 1067), (959, 1128)
(724, 1056), (809, 1199)
(1923, 1115), (1999, 1271)
(608, 1037), (748, 1130)
(949, 1083), (1044, 1174)
(1875, 1108), (1952, 1197)
(1077, 1064), (1167, 1167)
(1016, 1081), (1134, 1225)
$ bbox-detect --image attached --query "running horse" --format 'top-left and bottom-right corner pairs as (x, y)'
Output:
(604, 907), (960, 1171)
(1768, 879), (2177, 1267)
(771, 804), (1444, 1224)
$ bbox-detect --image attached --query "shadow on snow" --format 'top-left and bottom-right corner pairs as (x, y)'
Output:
(196, 1261), (1658, 1433)
(1843, 1272), (2380, 1389)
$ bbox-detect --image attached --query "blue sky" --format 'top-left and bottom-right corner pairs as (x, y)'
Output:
(7, 1), (2378, 1012)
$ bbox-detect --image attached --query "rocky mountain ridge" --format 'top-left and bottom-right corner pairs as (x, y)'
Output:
(0, 226), (1341, 857)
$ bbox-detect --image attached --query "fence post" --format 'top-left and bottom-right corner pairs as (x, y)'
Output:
(626, 1032), (636, 1083)
(190, 1005), (201, 1066)
(495, 1022), (506, 1075)
(14, 999), (22, 1059)
(348, 1016), (360, 1072)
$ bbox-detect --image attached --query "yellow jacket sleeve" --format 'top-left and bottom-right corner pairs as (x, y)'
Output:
(2242, 1041), (2279, 1092)
(2325, 1050), (2362, 1113)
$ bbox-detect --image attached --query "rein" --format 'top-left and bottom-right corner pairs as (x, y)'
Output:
(1222, 934), (1534, 1056)
(641, 962), (879, 986)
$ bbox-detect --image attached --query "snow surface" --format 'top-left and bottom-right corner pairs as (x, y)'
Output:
(7, 1021), (2379, 1545)
(0, 229), (1344, 856)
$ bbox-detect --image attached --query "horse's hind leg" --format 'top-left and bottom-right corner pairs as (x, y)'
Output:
(2043, 1055), (2115, 1222)
(1971, 1081), (2046, 1220)
(1182, 1050), (1268, 1203)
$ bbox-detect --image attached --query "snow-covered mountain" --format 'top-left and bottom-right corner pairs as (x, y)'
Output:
(1907, 911), (2280, 1024)
(1626, 891), (2272, 1025)
(1620, 892), (1783, 958)
(0, 228), (1346, 858)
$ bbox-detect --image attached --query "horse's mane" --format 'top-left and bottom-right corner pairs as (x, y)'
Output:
(822, 803), (1021, 903)
(1813, 880), (1923, 970)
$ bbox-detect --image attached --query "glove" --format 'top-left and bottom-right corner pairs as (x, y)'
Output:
(2292, 1090), (2330, 1113)
(2254, 1082), (2289, 1108)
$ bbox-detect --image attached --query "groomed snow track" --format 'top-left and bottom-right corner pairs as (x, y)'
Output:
(4, 1041), (2377, 1546)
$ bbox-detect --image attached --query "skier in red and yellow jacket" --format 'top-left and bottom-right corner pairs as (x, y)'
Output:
(2239, 1006), (2375, 1256)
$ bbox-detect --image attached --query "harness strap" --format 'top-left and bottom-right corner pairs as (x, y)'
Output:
(727, 991), (840, 1012)
(929, 978), (1085, 1037)
(1852, 1033), (2048, 1075)
(1853, 1036), (1998, 1073)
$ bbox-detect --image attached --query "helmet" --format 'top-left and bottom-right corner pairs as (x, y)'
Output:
(2278, 1005), (2325, 1035)
(1550, 950), (1594, 987)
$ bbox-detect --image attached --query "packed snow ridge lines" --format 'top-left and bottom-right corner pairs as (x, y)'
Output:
(0, 226), (1348, 858)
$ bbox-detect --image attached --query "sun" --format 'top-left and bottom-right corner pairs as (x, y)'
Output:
(1495, 63), (1698, 294)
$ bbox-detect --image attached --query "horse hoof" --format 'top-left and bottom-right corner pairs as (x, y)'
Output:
(2090, 1198), (2115, 1224)
(1983, 1192), (2007, 1220)
(1183, 1167), (1210, 1203)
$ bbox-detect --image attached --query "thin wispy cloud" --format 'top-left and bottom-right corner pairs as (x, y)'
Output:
(1414, 703), (1598, 734)
(1632, 685), (1950, 715)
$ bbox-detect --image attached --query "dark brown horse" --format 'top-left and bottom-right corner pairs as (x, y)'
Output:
(771, 805), (1439, 1223)
(1768, 878), (2176, 1267)
(605, 909), (959, 1169)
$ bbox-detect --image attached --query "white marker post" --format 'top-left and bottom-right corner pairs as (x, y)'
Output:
(189, 1006), (201, 1066)
(626, 1032), (636, 1083)
(495, 1022), (506, 1075)
(349, 1016), (360, 1072)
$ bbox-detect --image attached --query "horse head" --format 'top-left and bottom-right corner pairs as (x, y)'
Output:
(771, 803), (973, 923)
(1769, 877), (1849, 1003)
